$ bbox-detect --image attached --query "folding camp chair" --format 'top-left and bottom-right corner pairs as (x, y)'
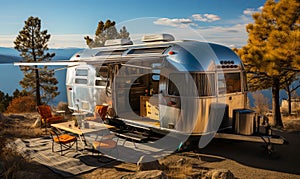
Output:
(84, 105), (108, 122)
(49, 129), (78, 155)
(92, 131), (119, 162)
(37, 105), (63, 133)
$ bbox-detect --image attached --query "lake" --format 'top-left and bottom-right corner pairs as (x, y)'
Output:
(0, 64), (67, 105)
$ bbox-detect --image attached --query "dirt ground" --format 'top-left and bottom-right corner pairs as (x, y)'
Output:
(0, 112), (300, 179)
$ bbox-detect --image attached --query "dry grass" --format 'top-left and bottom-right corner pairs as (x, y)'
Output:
(0, 113), (58, 179)
(0, 112), (209, 178)
(1, 112), (299, 179)
(0, 146), (61, 179)
(159, 154), (210, 178)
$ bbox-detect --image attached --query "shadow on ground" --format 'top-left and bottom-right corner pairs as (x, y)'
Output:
(194, 130), (300, 175)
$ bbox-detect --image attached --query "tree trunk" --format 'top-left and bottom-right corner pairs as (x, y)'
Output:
(272, 78), (283, 128)
(31, 28), (41, 106)
(288, 86), (292, 115)
(35, 65), (41, 106)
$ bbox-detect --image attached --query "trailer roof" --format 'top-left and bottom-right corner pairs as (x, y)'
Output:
(70, 40), (243, 72)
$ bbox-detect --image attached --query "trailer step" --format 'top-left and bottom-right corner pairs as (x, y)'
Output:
(115, 132), (149, 142)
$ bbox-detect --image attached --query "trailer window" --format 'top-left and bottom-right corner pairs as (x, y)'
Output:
(192, 73), (215, 96)
(76, 69), (88, 76)
(95, 49), (126, 56)
(152, 63), (161, 81)
(75, 68), (88, 84)
(168, 73), (215, 97)
(218, 73), (241, 94)
(127, 47), (167, 55)
(75, 78), (88, 84)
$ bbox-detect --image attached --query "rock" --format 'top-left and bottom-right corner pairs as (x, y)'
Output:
(137, 156), (164, 171)
(202, 169), (234, 179)
(122, 170), (167, 179)
(31, 117), (41, 128)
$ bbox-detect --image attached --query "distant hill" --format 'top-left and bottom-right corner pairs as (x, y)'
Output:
(0, 47), (83, 63)
(0, 47), (19, 56)
(0, 54), (21, 63)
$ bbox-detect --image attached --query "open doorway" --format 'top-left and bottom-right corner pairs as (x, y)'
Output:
(129, 73), (159, 119)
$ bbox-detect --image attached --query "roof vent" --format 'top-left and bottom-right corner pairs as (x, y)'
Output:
(104, 39), (133, 46)
(141, 34), (175, 42)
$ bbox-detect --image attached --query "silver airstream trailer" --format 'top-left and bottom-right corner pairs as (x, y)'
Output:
(66, 34), (248, 136)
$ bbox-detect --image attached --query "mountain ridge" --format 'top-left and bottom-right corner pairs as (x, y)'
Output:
(0, 47), (83, 63)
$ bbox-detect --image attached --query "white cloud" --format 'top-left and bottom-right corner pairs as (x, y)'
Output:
(151, 12), (249, 48)
(153, 14), (221, 28)
(243, 6), (263, 16)
(49, 34), (89, 48)
(153, 18), (196, 28)
(243, 8), (257, 16)
(258, 6), (264, 11)
(196, 24), (248, 47)
(0, 35), (17, 47)
(192, 14), (221, 22)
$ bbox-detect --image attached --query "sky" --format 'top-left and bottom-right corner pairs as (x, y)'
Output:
(0, 0), (266, 49)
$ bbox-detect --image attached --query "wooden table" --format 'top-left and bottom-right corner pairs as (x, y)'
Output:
(51, 120), (116, 147)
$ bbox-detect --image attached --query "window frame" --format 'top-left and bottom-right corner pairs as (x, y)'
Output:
(217, 72), (242, 95)
(167, 72), (216, 98)
(75, 68), (89, 85)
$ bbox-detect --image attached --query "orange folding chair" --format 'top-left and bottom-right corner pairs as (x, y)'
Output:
(37, 105), (63, 133)
(49, 129), (78, 155)
(94, 105), (108, 122)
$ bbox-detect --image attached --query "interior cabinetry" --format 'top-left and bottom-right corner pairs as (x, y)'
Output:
(140, 96), (159, 120)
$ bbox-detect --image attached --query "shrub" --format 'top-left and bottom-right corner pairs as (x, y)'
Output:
(6, 96), (36, 113)
(56, 101), (72, 115)
(252, 92), (270, 115)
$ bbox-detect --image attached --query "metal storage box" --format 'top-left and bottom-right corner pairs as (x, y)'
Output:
(233, 109), (255, 135)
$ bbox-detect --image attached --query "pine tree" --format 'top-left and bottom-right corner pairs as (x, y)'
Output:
(84, 19), (130, 48)
(0, 90), (12, 112)
(119, 26), (130, 39)
(14, 16), (60, 106)
(237, 0), (300, 128)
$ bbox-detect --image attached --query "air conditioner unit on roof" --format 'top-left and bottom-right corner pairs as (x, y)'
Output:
(141, 34), (175, 42)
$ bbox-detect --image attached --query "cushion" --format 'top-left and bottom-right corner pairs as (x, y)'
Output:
(46, 116), (63, 123)
(53, 134), (77, 144)
(93, 139), (117, 150)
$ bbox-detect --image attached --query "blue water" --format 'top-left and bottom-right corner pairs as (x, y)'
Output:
(0, 64), (67, 105)
(0, 47), (81, 105)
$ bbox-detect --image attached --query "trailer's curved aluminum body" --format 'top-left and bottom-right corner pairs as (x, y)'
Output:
(66, 39), (247, 135)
